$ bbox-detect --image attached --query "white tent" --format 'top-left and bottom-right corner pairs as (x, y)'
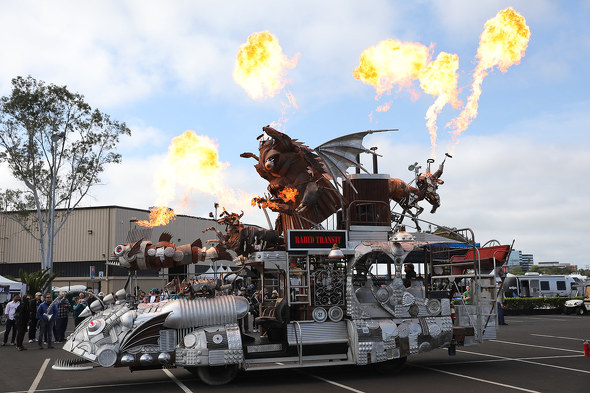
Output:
(0, 275), (26, 301)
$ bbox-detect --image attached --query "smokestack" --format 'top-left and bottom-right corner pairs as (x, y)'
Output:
(370, 147), (378, 174)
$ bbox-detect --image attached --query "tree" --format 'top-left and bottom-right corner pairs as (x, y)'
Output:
(18, 268), (59, 296)
(0, 76), (130, 287)
(528, 265), (540, 273)
(509, 266), (524, 275)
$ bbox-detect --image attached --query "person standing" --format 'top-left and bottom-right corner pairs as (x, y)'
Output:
(15, 295), (31, 350)
(54, 293), (70, 343)
(28, 292), (43, 343)
(73, 297), (87, 327)
(497, 288), (507, 325)
(37, 293), (57, 349)
(3, 294), (20, 346)
(462, 285), (472, 305)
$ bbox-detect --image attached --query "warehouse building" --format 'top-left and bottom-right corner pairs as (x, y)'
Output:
(0, 206), (230, 294)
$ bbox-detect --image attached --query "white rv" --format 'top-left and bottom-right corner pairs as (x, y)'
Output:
(503, 273), (578, 298)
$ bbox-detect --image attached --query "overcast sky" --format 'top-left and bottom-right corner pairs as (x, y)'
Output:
(1, 1), (588, 267)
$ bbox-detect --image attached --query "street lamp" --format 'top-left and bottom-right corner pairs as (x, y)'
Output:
(47, 132), (65, 291)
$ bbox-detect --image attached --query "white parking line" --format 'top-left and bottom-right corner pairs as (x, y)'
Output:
(490, 339), (582, 353)
(305, 373), (366, 393)
(163, 368), (193, 393)
(412, 364), (540, 392)
(28, 358), (50, 393)
(429, 354), (584, 366)
(531, 333), (585, 341)
(7, 379), (191, 393)
(513, 316), (570, 322)
(458, 349), (590, 374)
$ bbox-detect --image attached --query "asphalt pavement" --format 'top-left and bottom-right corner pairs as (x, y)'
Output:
(0, 313), (589, 393)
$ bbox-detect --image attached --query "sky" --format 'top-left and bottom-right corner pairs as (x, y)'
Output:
(0, 1), (589, 267)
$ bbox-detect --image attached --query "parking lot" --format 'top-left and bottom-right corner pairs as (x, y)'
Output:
(1, 313), (589, 393)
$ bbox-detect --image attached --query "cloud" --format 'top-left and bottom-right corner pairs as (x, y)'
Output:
(370, 132), (589, 266)
(0, 1), (407, 108)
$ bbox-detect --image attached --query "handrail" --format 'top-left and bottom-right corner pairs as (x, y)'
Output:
(293, 320), (303, 365)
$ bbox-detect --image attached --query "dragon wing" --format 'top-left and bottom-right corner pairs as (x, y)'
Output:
(314, 129), (396, 192)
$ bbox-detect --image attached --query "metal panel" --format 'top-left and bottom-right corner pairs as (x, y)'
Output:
(287, 321), (349, 345)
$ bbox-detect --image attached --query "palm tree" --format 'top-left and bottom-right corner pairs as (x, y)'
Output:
(18, 268), (58, 295)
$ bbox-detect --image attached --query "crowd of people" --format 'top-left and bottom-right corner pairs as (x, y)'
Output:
(1, 289), (101, 351)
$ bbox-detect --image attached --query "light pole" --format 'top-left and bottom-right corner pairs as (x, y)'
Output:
(47, 132), (65, 291)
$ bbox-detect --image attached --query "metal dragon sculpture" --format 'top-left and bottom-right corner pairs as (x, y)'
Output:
(203, 209), (283, 256)
(389, 154), (451, 231)
(241, 126), (394, 234)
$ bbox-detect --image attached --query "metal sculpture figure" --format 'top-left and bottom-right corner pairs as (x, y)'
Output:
(389, 154), (450, 231)
(241, 126), (341, 234)
(113, 232), (231, 271)
(241, 126), (394, 234)
(203, 209), (283, 256)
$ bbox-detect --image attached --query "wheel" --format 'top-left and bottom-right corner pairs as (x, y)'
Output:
(374, 356), (407, 374)
(186, 365), (239, 385)
(578, 307), (585, 315)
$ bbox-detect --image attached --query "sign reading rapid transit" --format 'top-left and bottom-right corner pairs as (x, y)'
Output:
(287, 230), (347, 251)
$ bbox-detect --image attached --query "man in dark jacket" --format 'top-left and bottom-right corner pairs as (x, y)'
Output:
(36, 293), (57, 349)
(28, 292), (42, 343)
(15, 295), (31, 350)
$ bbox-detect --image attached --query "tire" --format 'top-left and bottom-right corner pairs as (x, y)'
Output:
(374, 356), (407, 374)
(578, 307), (585, 316)
(186, 365), (239, 386)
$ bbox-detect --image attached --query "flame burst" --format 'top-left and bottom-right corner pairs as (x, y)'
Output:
(251, 187), (299, 210)
(140, 131), (231, 227)
(353, 39), (431, 98)
(137, 206), (176, 228)
(233, 31), (299, 100)
(419, 52), (461, 157)
(448, 7), (531, 144)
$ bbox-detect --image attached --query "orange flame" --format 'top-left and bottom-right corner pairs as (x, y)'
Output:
(149, 130), (255, 219)
(154, 131), (227, 206)
(278, 187), (299, 203)
(448, 7), (530, 145)
(252, 187), (299, 211)
(353, 39), (431, 98)
(233, 31), (299, 100)
(137, 206), (176, 227)
(419, 52), (461, 157)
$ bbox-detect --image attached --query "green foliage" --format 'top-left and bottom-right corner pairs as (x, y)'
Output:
(509, 266), (524, 275)
(18, 267), (58, 295)
(505, 296), (578, 312)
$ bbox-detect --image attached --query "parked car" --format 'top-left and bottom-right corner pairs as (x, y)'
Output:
(564, 284), (590, 315)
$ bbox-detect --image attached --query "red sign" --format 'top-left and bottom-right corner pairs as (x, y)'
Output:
(288, 230), (347, 250)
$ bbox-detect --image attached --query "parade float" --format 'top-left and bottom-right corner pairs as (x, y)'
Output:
(55, 126), (510, 385)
